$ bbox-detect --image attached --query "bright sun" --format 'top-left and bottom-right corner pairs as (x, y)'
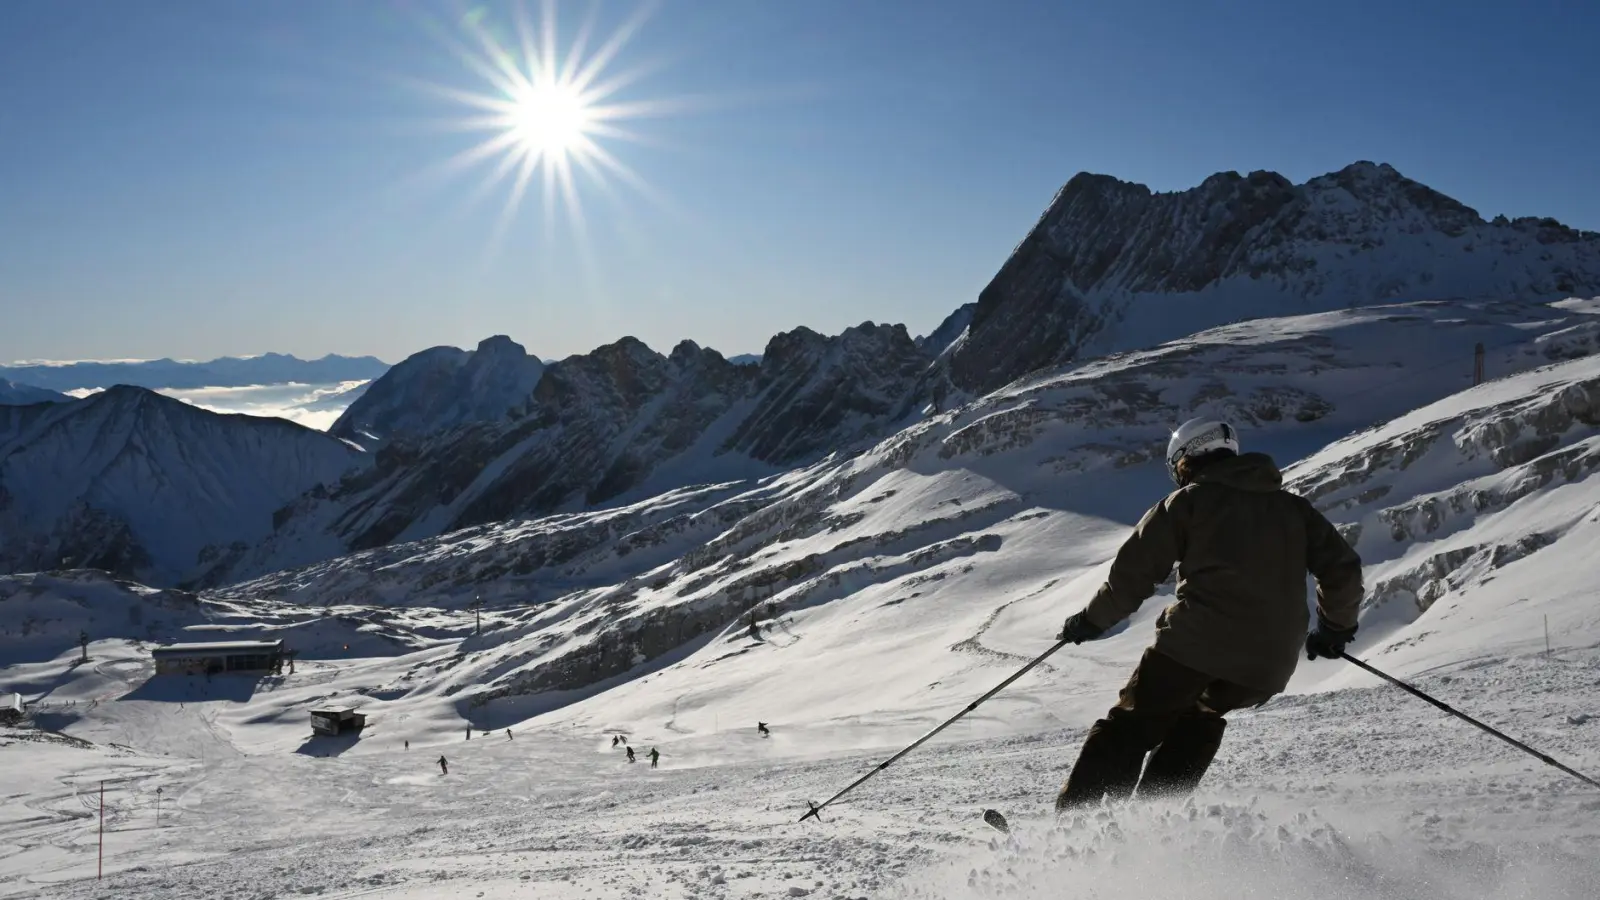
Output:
(508, 83), (593, 158)
(415, 0), (674, 247)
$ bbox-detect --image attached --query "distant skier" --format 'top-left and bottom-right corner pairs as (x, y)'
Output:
(438, 755), (448, 775)
(747, 610), (761, 640)
(649, 747), (659, 768)
(626, 746), (636, 763)
(612, 735), (620, 747)
(465, 726), (471, 741)
(506, 729), (513, 741)
(404, 739), (409, 751)
(1053, 418), (1363, 813)
(757, 722), (770, 737)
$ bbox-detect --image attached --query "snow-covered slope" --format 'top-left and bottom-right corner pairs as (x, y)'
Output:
(0, 387), (366, 586)
(219, 323), (931, 584)
(193, 298), (1600, 734)
(0, 353), (390, 392)
(948, 162), (1600, 395)
(1282, 342), (1600, 676)
(0, 570), (469, 672)
(6, 304), (1600, 900)
(0, 378), (69, 405)
(329, 335), (544, 447)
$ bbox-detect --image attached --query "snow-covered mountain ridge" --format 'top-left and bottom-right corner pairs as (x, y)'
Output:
(0, 387), (365, 587)
(0, 378), (69, 405)
(194, 298), (1600, 728)
(330, 335), (544, 448)
(947, 161), (1600, 395)
(213, 321), (931, 584)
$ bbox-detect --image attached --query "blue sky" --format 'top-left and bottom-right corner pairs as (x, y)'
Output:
(2, 0), (1596, 366)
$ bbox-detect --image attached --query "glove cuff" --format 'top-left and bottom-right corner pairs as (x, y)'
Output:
(1316, 614), (1358, 640)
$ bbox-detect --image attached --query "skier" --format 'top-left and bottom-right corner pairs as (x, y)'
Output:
(438, 755), (448, 776)
(626, 746), (636, 763)
(649, 747), (660, 768)
(404, 739), (409, 751)
(612, 735), (620, 747)
(506, 729), (513, 741)
(1053, 418), (1363, 813)
(757, 722), (770, 737)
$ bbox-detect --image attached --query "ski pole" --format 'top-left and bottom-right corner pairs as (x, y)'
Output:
(799, 638), (1070, 823)
(1342, 653), (1600, 790)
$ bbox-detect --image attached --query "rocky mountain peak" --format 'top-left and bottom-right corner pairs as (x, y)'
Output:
(473, 334), (525, 357)
(723, 320), (926, 464)
(331, 337), (543, 447)
(947, 161), (1600, 395)
(540, 337), (673, 414)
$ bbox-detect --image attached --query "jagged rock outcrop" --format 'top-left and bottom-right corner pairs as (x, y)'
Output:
(723, 322), (926, 462)
(0, 386), (364, 585)
(1284, 354), (1600, 620)
(224, 324), (932, 582)
(949, 162), (1600, 394)
(916, 303), (977, 358)
(330, 335), (544, 447)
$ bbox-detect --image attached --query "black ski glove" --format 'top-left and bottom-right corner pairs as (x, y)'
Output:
(1059, 611), (1106, 644)
(1305, 618), (1358, 660)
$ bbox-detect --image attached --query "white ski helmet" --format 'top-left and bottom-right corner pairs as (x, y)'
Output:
(1165, 417), (1239, 484)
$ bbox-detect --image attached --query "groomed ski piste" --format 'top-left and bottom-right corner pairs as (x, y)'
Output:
(5, 299), (1600, 899)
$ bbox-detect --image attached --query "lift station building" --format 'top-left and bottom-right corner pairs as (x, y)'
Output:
(151, 640), (285, 675)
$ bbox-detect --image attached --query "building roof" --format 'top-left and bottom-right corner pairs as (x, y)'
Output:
(151, 640), (284, 656)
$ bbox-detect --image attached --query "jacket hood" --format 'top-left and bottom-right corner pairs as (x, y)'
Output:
(1189, 451), (1283, 492)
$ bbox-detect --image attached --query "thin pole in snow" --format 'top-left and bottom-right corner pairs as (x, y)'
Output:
(799, 638), (1071, 823)
(1342, 653), (1600, 790)
(1545, 614), (1551, 657)
(98, 780), (104, 881)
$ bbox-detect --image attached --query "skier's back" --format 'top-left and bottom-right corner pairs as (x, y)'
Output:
(1053, 417), (1363, 812)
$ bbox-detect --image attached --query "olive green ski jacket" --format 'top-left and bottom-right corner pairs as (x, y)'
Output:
(1082, 452), (1364, 694)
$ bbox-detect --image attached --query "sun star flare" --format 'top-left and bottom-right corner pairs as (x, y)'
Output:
(416, 0), (671, 249)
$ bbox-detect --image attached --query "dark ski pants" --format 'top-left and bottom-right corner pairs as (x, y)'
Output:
(1056, 649), (1273, 813)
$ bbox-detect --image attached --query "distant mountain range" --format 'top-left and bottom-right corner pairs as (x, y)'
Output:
(0, 387), (364, 585)
(0, 353), (391, 392)
(5, 160), (1600, 592)
(0, 378), (69, 405)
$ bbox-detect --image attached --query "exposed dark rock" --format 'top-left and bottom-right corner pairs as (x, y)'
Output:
(948, 162), (1600, 395)
(331, 335), (545, 447)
